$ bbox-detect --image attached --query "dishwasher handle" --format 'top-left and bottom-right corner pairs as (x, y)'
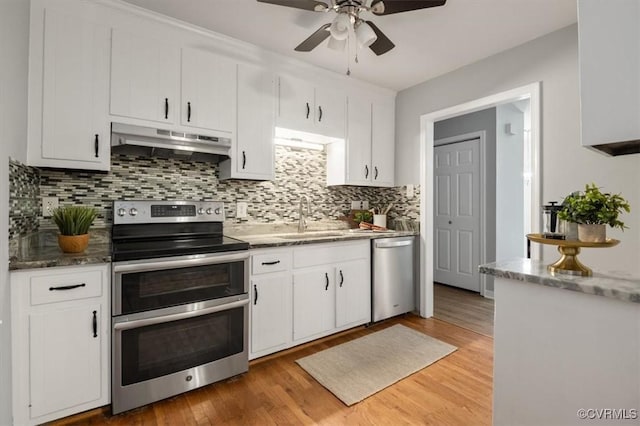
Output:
(374, 240), (413, 249)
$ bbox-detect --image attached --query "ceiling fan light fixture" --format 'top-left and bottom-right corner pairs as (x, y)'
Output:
(327, 35), (347, 51)
(355, 21), (377, 49)
(329, 13), (351, 40)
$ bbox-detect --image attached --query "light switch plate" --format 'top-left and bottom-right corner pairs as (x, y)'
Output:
(42, 197), (58, 217)
(362, 200), (369, 209)
(351, 201), (361, 210)
(236, 202), (248, 218)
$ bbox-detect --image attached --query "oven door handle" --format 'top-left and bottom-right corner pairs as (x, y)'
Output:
(113, 298), (249, 331)
(113, 251), (249, 274)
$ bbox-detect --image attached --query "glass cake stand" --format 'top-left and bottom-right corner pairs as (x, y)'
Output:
(526, 233), (620, 277)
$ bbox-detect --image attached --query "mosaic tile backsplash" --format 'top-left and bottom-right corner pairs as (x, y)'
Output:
(9, 146), (420, 238)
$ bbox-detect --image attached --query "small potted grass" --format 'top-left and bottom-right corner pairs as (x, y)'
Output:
(52, 206), (97, 253)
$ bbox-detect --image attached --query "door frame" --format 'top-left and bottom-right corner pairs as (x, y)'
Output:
(419, 82), (541, 318)
(434, 131), (487, 296)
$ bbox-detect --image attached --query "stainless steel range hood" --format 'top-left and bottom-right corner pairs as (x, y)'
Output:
(111, 123), (231, 162)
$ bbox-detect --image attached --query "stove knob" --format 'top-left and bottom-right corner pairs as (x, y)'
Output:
(129, 208), (138, 216)
(198, 208), (205, 215)
(117, 208), (126, 217)
(214, 208), (221, 215)
(206, 208), (213, 215)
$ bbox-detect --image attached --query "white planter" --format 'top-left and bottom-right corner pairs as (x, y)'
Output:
(578, 224), (606, 243)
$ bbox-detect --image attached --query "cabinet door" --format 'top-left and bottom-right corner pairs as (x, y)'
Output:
(231, 63), (275, 180)
(314, 86), (346, 139)
(37, 8), (110, 170)
(371, 99), (395, 187)
(110, 29), (179, 124)
(346, 94), (373, 185)
(277, 76), (315, 132)
(29, 303), (103, 418)
(181, 48), (236, 134)
(251, 274), (291, 355)
(292, 268), (335, 341)
(335, 259), (371, 328)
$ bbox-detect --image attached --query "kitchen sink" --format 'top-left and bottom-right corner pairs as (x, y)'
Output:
(276, 231), (345, 240)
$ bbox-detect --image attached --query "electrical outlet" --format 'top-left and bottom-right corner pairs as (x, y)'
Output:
(406, 184), (414, 199)
(362, 200), (369, 209)
(236, 202), (248, 218)
(42, 197), (59, 217)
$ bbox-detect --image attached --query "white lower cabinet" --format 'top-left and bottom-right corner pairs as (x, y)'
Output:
(11, 264), (110, 426)
(292, 267), (336, 341)
(250, 273), (292, 357)
(249, 240), (371, 359)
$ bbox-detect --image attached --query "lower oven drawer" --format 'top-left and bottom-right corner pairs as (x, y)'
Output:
(112, 296), (249, 414)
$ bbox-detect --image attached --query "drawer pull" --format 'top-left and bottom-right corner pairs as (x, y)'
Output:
(261, 260), (281, 266)
(49, 283), (86, 291)
(92, 310), (97, 338)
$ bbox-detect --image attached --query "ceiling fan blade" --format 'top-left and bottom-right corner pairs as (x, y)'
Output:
(257, 0), (330, 12)
(294, 23), (331, 52)
(370, 0), (446, 15)
(365, 21), (395, 55)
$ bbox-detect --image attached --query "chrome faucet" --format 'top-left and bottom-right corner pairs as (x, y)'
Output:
(298, 196), (311, 233)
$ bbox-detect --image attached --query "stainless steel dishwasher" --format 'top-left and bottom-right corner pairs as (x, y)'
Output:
(372, 236), (415, 322)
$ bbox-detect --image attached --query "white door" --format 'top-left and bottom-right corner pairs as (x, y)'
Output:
(277, 76), (315, 132)
(371, 98), (395, 187)
(235, 63), (275, 180)
(314, 86), (346, 139)
(346, 94), (372, 185)
(29, 304), (103, 418)
(434, 139), (481, 292)
(335, 260), (370, 328)
(110, 29), (179, 124)
(181, 48), (236, 134)
(250, 273), (290, 355)
(292, 268), (334, 341)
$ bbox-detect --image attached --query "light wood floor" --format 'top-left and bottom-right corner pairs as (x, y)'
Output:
(51, 315), (493, 426)
(433, 283), (495, 337)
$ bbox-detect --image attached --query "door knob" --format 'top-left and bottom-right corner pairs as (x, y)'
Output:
(448, 220), (452, 224)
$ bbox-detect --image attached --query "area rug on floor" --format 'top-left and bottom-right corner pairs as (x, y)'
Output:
(295, 324), (457, 406)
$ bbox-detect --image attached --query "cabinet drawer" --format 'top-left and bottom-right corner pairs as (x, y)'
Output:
(30, 269), (104, 306)
(252, 251), (291, 275)
(293, 240), (369, 269)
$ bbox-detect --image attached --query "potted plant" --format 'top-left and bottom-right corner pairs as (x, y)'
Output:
(52, 206), (98, 253)
(558, 184), (630, 242)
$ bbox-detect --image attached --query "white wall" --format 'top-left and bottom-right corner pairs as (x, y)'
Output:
(496, 102), (526, 261)
(0, 0), (30, 423)
(396, 25), (640, 275)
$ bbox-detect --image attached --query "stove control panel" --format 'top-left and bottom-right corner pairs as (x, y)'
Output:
(113, 201), (225, 224)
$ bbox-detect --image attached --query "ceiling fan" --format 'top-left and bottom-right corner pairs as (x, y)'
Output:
(257, 0), (447, 56)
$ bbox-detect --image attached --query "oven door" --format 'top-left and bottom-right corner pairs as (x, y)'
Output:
(112, 251), (249, 315)
(111, 295), (249, 414)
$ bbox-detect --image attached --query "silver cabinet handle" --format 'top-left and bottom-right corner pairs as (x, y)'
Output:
(113, 251), (249, 273)
(114, 298), (249, 331)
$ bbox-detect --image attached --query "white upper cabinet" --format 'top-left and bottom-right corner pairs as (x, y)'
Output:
(219, 62), (275, 181)
(326, 92), (395, 187)
(277, 76), (346, 138)
(28, 4), (111, 171)
(181, 48), (236, 135)
(578, 0), (640, 155)
(110, 29), (179, 124)
(371, 98), (395, 186)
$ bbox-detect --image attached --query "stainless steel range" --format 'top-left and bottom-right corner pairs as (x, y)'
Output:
(110, 200), (249, 414)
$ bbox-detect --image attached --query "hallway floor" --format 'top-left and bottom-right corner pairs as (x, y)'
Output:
(433, 283), (495, 337)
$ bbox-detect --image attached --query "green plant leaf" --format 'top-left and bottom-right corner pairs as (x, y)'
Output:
(51, 206), (97, 235)
(558, 184), (630, 230)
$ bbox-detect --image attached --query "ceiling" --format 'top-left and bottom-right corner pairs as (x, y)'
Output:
(121, 0), (577, 91)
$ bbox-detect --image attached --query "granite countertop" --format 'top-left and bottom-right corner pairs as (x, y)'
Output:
(480, 259), (640, 304)
(8, 221), (418, 270)
(9, 229), (111, 271)
(230, 229), (419, 249)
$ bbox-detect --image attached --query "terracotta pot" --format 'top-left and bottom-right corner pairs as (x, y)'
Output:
(58, 234), (90, 253)
(577, 224), (606, 243)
